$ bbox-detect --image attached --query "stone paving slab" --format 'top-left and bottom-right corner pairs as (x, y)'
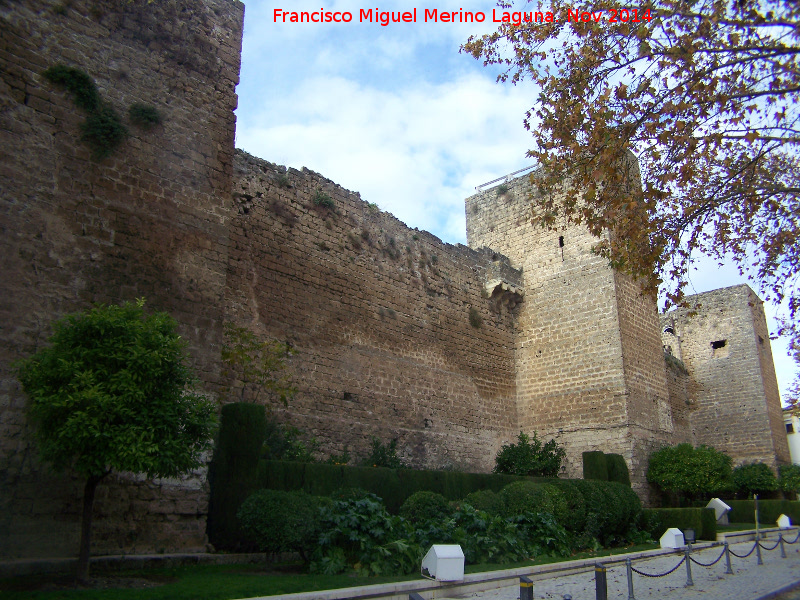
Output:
(454, 540), (800, 600)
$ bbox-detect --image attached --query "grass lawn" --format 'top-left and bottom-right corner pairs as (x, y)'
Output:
(0, 544), (659, 600)
(717, 522), (761, 532)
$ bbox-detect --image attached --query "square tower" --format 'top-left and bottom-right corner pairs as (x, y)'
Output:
(661, 285), (789, 467)
(466, 171), (692, 494)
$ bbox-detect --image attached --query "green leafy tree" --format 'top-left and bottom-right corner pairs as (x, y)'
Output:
(732, 462), (779, 497)
(647, 443), (732, 501)
(463, 0), (800, 367)
(220, 323), (296, 405)
(494, 431), (566, 477)
(15, 300), (216, 582)
(779, 464), (800, 496)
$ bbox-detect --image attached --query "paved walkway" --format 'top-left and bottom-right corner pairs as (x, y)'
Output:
(453, 539), (800, 600)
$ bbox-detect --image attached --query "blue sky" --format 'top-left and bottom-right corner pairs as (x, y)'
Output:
(233, 0), (797, 401)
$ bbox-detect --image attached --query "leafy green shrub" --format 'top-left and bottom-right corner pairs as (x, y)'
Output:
(582, 451), (608, 481)
(43, 65), (128, 159)
(572, 479), (641, 545)
(262, 416), (319, 462)
(81, 103), (128, 158)
(43, 64), (100, 110)
(498, 481), (568, 525)
(463, 489), (504, 515)
(494, 431), (566, 477)
(361, 437), (405, 469)
(779, 464), (800, 494)
(312, 189), (335, 209)
(510, 512), (571, 558)
(237, 489), (326, 559)
(647, 443), (732, 500)
(469, 307), (482, 328)
(545, 478), (588, 533)
(312, 493), (417, 576)
(732, 463), (778, 496)
(128, 102), (162, 128)
(399, 491), (450, 525)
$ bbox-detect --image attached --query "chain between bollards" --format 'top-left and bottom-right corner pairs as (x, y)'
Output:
(626, 557), (636, 600)
(595, 562), (608, 600)
(520, 575), (533, 600)
(724, 541), (734, 574)
(685, 544), (694, 586)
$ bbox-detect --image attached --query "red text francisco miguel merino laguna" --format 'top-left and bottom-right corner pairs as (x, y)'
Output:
(272, 8), (654, 25)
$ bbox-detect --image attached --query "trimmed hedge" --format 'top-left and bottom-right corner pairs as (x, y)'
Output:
(727, 500), (800, 525)
(207, 403), (266, 551)
(606, 454), (631, 487)
(582, 451), (630, 487)
(255, 459), (521, 513)
(583, 451), (608, 481)
(643, 507), (717, 541)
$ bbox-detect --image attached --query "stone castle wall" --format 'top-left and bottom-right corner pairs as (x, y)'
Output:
(226, 151), (521, 471)
(662, 285), (790, 466)
(0, 0), (791, 564)
(0, 0), (244, 558)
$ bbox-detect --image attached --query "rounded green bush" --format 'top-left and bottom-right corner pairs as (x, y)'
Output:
(237, 489), (324, 559)
(546, 478), (587, 532)
(498, 481), (568, 525)
(732, 462), (778, 496)
(463, 489), (504, 515)
(572, 479), (641, 543)
(399, 490), (451, 524)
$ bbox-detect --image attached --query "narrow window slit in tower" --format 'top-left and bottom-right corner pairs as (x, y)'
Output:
(558, 236), (564, 261)
(711, 339), (728, 358)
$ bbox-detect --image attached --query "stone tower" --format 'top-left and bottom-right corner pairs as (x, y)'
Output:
(465, 171), (693, 494)
(661, 285), (789, 467)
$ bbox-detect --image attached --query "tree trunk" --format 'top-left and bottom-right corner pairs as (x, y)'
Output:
(76, 472), (106, 584)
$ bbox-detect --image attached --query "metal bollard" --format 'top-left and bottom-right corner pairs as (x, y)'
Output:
(520, 576), (533, 600)
(626, 557), (636, 600)
(595, 562), (608, 600)
(781, 535), (787, 558)
(756, 539), (764, 565)
(685, 546), (694, 586)
(724, 542), (734, 575)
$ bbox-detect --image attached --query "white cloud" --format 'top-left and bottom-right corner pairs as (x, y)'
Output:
(237, 73), (534, 240)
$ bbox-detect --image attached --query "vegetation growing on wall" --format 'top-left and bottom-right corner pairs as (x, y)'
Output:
(43, 65), (127, 159)
(128, 102), (162, 128)
(43, 65), (165, 159)
(220, 323), (296, 406)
